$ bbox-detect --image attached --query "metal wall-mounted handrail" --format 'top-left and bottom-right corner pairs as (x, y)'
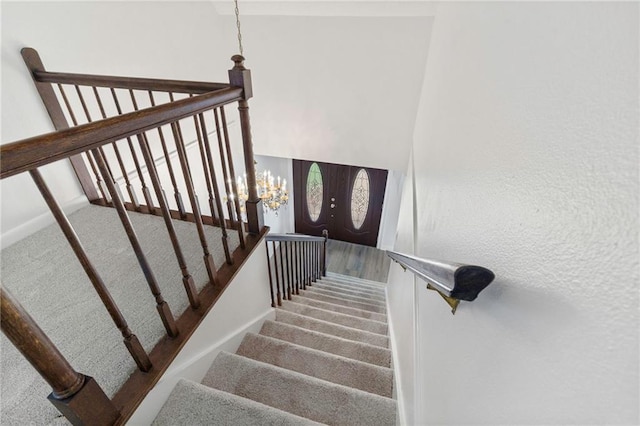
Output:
(386, 251), (495, 313)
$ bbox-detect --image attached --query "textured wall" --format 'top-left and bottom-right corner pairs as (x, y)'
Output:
(400, 2), (639, 424)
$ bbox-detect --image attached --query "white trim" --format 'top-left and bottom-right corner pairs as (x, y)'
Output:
(160, 309), (275, 381)
(386, 285), (407, 426)
(0, 195), (89, 250)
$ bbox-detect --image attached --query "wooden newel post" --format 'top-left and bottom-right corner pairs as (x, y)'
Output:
(0, 286), (119, 425)
(229, 55), (264, 235)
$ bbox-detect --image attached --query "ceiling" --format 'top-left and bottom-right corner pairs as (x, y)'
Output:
(210, 0), (437, 17)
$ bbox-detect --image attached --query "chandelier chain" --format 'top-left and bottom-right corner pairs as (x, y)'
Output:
(234, 0), (244, 56)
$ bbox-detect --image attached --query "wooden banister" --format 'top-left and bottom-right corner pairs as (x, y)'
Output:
(4, 49), (268, 425)
(0, 87), (243, 179)
(265, 234), (328, 307)
(1, 286), (119, 425)
(33, 70), (232, 94)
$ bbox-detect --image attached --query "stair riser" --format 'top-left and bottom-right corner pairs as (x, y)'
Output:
(311, 282), (386, 299)
(291, 295), (387, 323)
(317, 278), (386, 295)
(237, 333), (393, 397)
(275, 310), (389, 348)
(280, 302), (388, 335)
(300, 291), (386, 314)
(323, 275), (387, 290)
(203, 353), (397, 426)
(260, 320), (391, 367)
(304, 287), (387, 306)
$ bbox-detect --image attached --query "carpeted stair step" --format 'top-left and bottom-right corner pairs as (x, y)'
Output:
(275, 310), (388, 348)
(311, 281), (386, 300)
(280, 300), (388, 335)
(323, 276), (387, 291)
(317, 277), (387, 293)
(236, 333), (393, 397)
(325, 272), (388, 289)
(291, 294), (387, 322)
(202, 352), (396, 426)
(300, 289), (386, 314)
(259, 320), (391, 367)
(304, 286), (387, 306)
(153, 379), (321, 426)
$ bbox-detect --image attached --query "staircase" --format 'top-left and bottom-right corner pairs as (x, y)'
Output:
(153, 272), (396, 425)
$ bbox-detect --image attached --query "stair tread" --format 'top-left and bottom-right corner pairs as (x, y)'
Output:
(202, 352), (396, 426)
(304, 287), (387, 305)
(280, 301), (388, 335)
(260, 320), (391, 367)
(300, 290), (386, 314)
(291, 295), (387, 323)
(275, 310), (389, 348)
(311, 281), (386, 299)
(324, 273), (388, 288)
(237, 333), (393, 397)
(152, 379), (321, 426)
(318, 277), (387, 293)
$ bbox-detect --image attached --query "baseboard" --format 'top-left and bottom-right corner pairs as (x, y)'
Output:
(386, 286), (408, 426)
(1, 195), (89, 250)
(128, 308), (275, 425)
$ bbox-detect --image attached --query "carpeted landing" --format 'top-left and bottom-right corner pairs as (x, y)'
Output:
(154, 273), (396, 425)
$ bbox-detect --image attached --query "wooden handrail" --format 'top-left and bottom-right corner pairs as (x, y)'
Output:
(33, 70), (231, 94)
(0, 87), (243, 179)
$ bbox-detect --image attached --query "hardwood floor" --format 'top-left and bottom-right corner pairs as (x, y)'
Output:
(325, 239), (391, 283)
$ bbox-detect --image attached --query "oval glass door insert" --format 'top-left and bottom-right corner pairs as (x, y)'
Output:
(351, 168), (370, 230)
(306, 162), (323, 222)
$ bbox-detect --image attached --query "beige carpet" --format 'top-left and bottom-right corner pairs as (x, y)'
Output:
(154, 273), (397, 425)
(1, 204), (239, 425)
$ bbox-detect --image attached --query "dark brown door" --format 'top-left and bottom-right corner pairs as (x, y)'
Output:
(293, 160), (387, 247)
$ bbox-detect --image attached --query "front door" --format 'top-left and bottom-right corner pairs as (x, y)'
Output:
(293, 160), (387, 247)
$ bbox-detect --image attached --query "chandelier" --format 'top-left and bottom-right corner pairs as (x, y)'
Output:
(235, 169), (289, 216)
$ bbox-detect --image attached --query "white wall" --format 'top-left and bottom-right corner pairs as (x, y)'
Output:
(386, 150), (417, 426)
(377, 169), (405, 250)
(224, 15), (432, 172)
(390, 2), (639, 424)
(1, 3), (431, 252)
(0, 1), (234, 246)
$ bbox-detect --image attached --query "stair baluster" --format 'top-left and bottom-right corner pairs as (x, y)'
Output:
(219, 106), (246, 249)
(198, 112), (233, 264)
(136, 133), (200, 309)
(147, 91), (187, 219)
(29, 169), (152, 372)
(170, 120), (219, 287)
(92, 148), (179, 338)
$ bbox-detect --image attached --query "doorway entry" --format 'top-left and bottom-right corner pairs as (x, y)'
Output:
(292, 160), (387, 247)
